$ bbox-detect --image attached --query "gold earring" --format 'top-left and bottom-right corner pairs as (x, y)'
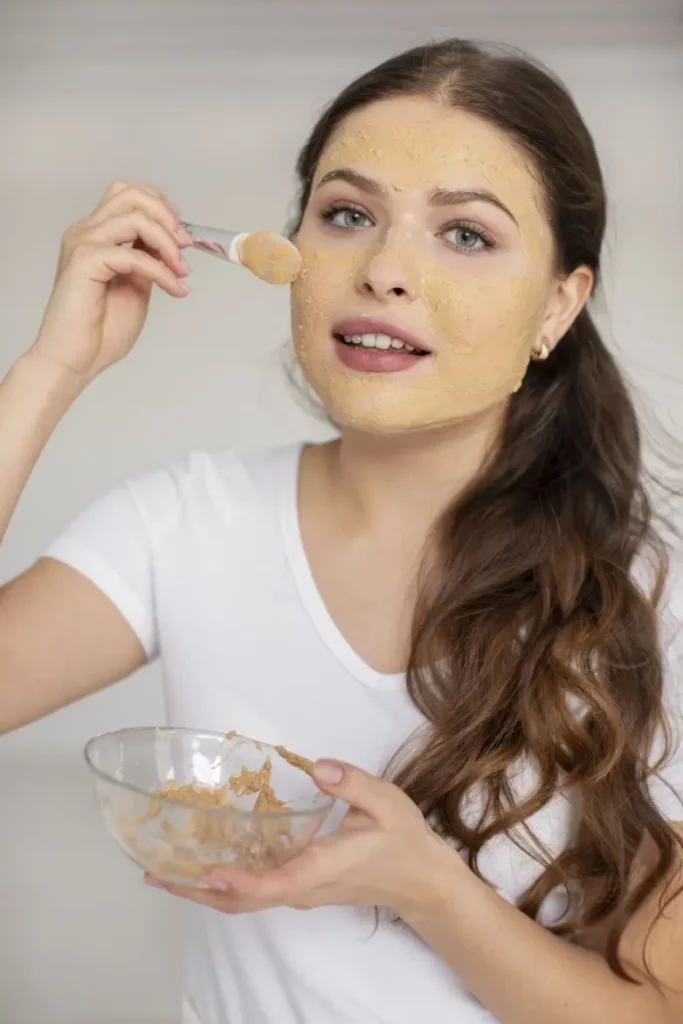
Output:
(532, 342), (550, 361)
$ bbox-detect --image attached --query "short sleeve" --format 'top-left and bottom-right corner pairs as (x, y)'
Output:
(43, 473), (176, 661)
(648, 569), (683, 821)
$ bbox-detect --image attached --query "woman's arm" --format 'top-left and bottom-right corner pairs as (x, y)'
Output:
(402, 823), (683, 1024)
(0, 355), (148, 735)
(0, 180), (186, 734)
(0, 352), (84, 544)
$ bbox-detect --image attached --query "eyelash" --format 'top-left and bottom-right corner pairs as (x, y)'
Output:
(439, 219), (496, 252)
(320, 202), (373, 231)
(319, 202), (496, 253)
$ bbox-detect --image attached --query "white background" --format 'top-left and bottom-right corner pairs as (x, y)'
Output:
(0, 1), (681, 1021)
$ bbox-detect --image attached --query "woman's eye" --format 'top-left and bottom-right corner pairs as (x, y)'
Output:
(442, 225), (492, 252)
(323, 205), (373, 230)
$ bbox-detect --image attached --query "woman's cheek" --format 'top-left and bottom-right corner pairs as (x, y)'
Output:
(422, 261), (545, 405)
(291, 243), (365, 366)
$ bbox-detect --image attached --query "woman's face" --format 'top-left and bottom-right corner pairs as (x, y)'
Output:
(290, 96), (560, 434)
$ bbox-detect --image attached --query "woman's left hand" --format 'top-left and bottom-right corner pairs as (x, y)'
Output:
(144, 760), (450, 918)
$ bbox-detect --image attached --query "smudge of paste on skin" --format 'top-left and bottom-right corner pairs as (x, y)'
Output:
(292, 240), (541, 426)
(421, 260), (542, 403)
(291, 100), (554, 430)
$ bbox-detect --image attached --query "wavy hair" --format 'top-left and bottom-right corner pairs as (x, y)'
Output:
(288, 39), (682, 981)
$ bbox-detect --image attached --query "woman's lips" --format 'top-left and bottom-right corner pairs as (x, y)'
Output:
(332, 316), (431, 373)
(333, 337), (428, 373)
(333, 317), (431, 353)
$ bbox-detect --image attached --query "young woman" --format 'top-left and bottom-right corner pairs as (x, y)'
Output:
(1, 39), (681, 1024)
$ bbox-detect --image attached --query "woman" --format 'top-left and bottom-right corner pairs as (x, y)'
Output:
(1, 38), (681, 1024)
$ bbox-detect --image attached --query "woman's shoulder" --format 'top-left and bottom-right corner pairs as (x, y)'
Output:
(122, 442), (303, 534)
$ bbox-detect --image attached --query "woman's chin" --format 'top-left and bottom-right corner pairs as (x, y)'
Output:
(318, 397), (454, 437)
(298, 356), (511, 438)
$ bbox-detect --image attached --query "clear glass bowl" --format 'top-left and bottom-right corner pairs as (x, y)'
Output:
(84, 727), (336, 888)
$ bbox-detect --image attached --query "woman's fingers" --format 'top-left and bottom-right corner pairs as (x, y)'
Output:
(65, 241), (190, 297)
(84, 210), (187, 277)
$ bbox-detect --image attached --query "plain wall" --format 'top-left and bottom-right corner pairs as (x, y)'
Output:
(1, 7), (681, 755)
(0, 2), (681, 1022)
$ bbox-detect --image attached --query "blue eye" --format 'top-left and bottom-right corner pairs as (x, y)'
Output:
(322, 204), (373, 230)
(441, 223), (494, 252)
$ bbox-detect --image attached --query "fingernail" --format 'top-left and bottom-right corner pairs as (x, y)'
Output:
(176, 226), (193, 246)
(314, 760), (344, 785)
(177, 281), (191, 295)
(210, 876), (234, 892)
(178, 256), (190, 273)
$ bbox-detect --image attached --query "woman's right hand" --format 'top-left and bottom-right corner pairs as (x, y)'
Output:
(29, 181), (191, 382)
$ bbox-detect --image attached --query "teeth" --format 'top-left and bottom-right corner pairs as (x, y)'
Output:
(342, 333), (422, 352)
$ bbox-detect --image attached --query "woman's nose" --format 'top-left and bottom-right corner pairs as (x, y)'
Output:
(355, 234), (420, 302)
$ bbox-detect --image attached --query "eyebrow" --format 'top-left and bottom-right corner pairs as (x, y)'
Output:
(316, 168), (519, 227)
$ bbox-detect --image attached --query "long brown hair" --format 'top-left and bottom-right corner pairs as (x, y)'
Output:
(289, 40), (682, 980)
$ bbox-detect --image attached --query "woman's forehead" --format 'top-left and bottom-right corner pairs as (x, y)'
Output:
(315, 98), (551, 254)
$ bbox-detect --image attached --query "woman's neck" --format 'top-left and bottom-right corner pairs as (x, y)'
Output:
(314, 405), (506, 540)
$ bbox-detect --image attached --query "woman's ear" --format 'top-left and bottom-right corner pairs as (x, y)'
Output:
(536, 264), (594, 355)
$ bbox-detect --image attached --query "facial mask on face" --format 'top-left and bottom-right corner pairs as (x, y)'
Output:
(291, 100), (553, 432)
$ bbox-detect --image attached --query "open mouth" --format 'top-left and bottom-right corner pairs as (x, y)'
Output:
(330, 317), (432, 373)
(333, 331), (430, 356)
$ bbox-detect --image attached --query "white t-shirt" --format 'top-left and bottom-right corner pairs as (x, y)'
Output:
(45, 443), (683, 1024)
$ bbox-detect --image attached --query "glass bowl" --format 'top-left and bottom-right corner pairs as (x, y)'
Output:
(84, 726), (336, 888)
